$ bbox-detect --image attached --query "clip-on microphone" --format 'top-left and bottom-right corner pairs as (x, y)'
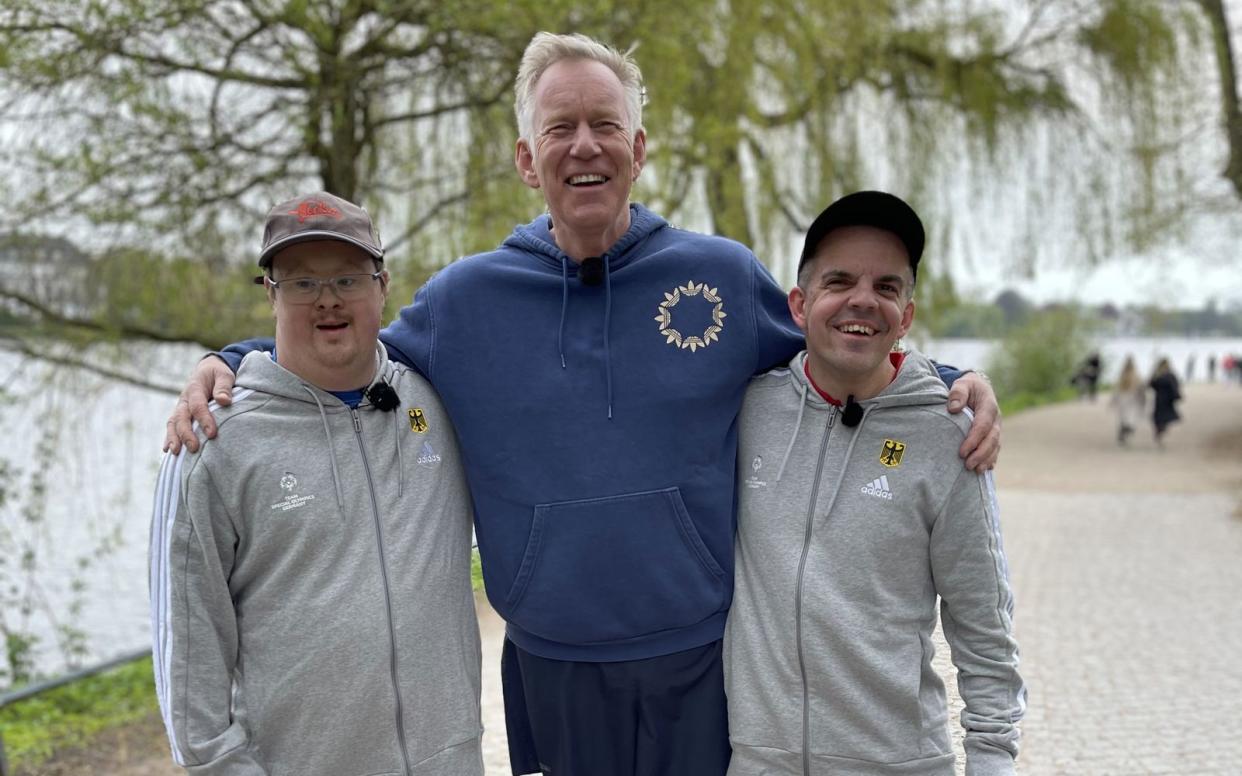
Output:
(365, 381), (401, 412)
(579, 256), (605, 286)
(841, 395), (864, 427)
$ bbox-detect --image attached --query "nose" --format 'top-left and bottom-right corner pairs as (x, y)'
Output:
(568, 122), (601, 158)
(845, 284), (879, 310)
(314, 283), (345, 307)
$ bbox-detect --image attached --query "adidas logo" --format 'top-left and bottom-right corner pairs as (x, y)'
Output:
(860, 475), (894, 500)
(416, 441), (441, 466)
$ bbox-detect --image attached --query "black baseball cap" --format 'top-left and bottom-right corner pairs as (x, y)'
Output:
(798, 191), (925, 279)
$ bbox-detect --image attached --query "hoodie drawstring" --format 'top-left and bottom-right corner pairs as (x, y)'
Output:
(776, 378), (809, 482)
(302, 385), (346, 513)
(558, 257), (569, 369)
(555, 253), (615, 419)
(603, 254), (614, 419)
(815, 409), (869, 519)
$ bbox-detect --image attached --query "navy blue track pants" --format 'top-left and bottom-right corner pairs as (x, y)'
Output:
(501, 637), (731, 776)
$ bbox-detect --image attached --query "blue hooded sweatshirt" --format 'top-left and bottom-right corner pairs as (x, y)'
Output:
(223, 204), (955, 661)
(383, 204), (802, 661)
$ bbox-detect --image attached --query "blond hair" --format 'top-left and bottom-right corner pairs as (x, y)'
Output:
(514, 32), (646, 144)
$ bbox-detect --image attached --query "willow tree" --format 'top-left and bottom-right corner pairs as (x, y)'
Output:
(0, 0), (1220, 307)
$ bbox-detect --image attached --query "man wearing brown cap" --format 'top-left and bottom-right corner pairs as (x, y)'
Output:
(149, 192), (484, 776)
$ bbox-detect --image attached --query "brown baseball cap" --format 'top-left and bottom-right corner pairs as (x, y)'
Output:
(259, 191), (384, 267)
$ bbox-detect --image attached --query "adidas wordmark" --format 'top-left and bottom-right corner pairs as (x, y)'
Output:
(861, 475), (894, 500)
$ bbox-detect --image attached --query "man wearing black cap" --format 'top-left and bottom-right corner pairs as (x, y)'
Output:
(723, 191), (1025, 776)
(149, 192), (484, 775)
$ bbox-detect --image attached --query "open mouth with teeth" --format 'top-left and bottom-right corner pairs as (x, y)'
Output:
(836, 323), (878, 336)
(568, 173), (609, 187)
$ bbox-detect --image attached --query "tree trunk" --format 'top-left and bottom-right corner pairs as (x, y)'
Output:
(1196, 0), (1242, 199)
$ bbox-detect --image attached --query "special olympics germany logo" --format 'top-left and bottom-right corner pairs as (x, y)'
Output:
(654, 281), (727, 353)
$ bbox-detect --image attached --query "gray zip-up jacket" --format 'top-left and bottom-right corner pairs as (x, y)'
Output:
(724, 349), (1025, 776)
(149, 346), (483, 776)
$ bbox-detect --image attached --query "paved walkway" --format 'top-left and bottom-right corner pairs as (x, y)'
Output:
(478, 382), (1242, 775)
(980, 382), (1242, 775)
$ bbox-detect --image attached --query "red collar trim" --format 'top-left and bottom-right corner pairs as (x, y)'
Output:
(802, 351), (907, 405)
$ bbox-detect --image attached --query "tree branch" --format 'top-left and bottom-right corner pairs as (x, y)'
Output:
(0, 289), (208, 347)
(0, 336), (180, 395)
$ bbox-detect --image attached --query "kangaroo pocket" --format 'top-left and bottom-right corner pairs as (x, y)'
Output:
(504, 487), (727, 645)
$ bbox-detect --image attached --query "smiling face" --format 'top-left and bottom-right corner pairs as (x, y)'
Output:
(267, 240), (388, 391)
(514, 58), (646, 260)
(790, 225), (916, 400)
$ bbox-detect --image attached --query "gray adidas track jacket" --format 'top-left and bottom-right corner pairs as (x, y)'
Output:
(724, 349), (1025, 776)
(149, 346), (483, 776)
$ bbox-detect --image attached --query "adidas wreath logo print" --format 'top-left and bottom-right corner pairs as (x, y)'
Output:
(654, 280), (726, 352)
(861, 474), (894, 500)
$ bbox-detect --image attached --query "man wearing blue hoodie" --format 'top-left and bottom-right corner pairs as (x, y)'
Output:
(163, 34), (1002, 776)
(725, 192), (1024, 776)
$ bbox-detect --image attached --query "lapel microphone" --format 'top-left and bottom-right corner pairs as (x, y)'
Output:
(579, 256), (605, 286)
(365, 381), (400, 412)
(841, 394), (864, 427)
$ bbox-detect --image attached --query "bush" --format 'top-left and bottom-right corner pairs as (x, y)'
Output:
(987, 308), (1090, 403)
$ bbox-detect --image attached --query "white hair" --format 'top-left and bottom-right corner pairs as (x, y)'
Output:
(514, 32), (646, 145)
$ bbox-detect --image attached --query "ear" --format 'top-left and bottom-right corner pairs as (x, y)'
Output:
(788, 285), (809, 333)
(515, 138), (541, 189)
(632, 128), (647, 181)
(379, 269), (391, 300)
(897, 298), (915, 338)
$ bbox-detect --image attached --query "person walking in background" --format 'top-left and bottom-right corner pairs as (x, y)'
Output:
(1185, 354), (1195, 383)
(1111, 355), (1145, 446)
(1071, 352), (1102, 401)
(1207, 354), (1217, 382)
(1149, 357), (1182, 449)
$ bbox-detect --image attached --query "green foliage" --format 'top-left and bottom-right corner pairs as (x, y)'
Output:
(0, 655), (159, 769)
(471, 547), (484, 593)
(90, 246), (273, 351)
(999, 384), (1079, 417)
(0, 0), (1212, 290)
(1079, 1), (1182, 92)
(986, 308), (1090, 405)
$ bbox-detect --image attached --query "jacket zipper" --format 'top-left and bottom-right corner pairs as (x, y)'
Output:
(352, 407), (414, 776)
(795, 406), (835, 776)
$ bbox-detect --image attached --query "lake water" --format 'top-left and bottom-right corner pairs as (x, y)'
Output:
(3, 336), (1241, 680)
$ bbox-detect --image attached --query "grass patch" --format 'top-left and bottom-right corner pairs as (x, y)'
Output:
(0, 656), (160, 770)
(471, 546), (484, 592)
(999, 386), (1078, 417)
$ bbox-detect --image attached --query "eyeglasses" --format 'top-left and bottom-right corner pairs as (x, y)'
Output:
(255, 272), (384, 304)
